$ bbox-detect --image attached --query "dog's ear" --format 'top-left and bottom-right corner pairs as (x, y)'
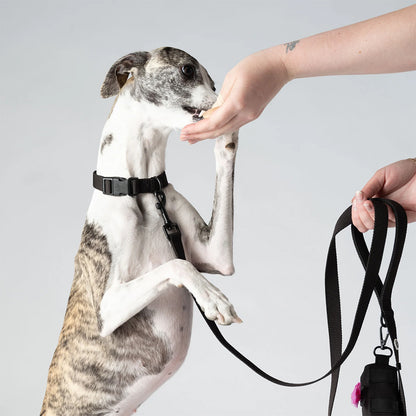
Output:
(100, 52), (150, 98)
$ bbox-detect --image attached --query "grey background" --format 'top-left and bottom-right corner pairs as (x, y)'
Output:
(1, 0), (415, 414)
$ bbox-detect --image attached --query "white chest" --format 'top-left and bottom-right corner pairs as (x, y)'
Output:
(88, 191), (196, 415)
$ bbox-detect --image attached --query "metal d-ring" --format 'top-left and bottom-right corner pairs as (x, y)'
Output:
(154, 175), (163, 192)
(154, 176), (167, 204)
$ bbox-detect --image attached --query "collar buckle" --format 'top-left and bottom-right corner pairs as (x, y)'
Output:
(102, 176), (128, 196)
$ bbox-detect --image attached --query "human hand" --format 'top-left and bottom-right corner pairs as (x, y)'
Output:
(180, 46), (289, 144)
(352, 159), (416, 232)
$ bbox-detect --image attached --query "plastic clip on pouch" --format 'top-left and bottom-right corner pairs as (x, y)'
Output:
(359, 347), (404, 416)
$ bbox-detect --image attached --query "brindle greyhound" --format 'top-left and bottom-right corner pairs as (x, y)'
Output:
(41, 47), (241, 416)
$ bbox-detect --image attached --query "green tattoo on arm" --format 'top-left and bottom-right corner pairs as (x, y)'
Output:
(285, 40), (300, 53)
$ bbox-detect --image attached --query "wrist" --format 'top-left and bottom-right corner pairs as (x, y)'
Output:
(256, 45), (293, 93)
(271, 43), (298, 82)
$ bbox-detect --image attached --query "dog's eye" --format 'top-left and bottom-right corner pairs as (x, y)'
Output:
(181, 64), (195, 78)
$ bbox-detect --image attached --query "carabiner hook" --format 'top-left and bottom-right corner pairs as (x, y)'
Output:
(380, 323), (390, 349)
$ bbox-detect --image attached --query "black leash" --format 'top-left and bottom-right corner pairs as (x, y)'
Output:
(93, 171), (407, 415)
(153, 187), (407, 415)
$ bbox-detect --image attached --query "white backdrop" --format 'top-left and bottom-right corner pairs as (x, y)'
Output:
(1, 1), (415, 415)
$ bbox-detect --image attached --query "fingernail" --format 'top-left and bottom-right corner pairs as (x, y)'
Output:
(356, 191), (364, 201)
(364, 202), (373, 211)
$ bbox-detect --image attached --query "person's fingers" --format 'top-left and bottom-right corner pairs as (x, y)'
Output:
(387, 206), (396, 224)
(352, 191), (372, 232)
(388, 219), (397, 228)
(218, 71), (237, 102)
(361, 169), (385, 199)
(186, 114), (243, 144)
(359, 201), (376, 230)
(405, 211), (416, 224)
(180, 99), (239, 140)
(180, 76), (237, 140)
(358, 202), (399, 229)
(352, 190), (399, 231)
(352, 201), (369, 233)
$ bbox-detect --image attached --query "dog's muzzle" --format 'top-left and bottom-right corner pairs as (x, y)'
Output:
(182, 106), (205, 121)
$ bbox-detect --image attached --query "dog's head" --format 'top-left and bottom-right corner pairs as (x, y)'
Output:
(101, 47), (217, 128)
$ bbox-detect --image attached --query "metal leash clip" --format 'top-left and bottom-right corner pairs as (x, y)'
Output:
(154, 190), (182, 238)
(379, 315), (390, 349)
(154, 189), (184, 259)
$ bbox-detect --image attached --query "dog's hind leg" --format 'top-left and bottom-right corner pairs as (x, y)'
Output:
(100, 258), (241, 336)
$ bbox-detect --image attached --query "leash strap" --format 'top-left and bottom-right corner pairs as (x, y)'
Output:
(155, 193), (407, 415)
(91, 170), (407, 413)
(93, 170), (168, 196)
(350, 199), (407, 415)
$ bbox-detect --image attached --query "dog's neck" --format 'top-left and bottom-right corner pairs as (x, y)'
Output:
(97, 92), (172, 179)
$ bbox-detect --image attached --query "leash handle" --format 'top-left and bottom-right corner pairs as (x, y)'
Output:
(155, 193), (407, 415)
(326, 199), (407, 415)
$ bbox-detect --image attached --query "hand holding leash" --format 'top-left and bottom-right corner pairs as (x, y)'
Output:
(352, 158), (416, 232)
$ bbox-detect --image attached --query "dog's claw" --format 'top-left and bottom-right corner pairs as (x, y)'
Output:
(217, 313), (226, 325)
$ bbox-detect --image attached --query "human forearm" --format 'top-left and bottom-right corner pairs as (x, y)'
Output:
(279, 4), (416, 80)
(180, 5), (416, 142)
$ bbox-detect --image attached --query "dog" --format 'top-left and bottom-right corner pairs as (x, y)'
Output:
(40, 47), (241, 416)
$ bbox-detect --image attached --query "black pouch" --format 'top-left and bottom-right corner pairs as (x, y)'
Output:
(360, 349), (405, 416)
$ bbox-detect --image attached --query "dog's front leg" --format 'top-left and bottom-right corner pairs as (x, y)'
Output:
(100, 258), (241, 336)
(187, 131), (238, 275)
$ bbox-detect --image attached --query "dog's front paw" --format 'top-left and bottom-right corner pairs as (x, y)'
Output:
(194, 280), (242, 325)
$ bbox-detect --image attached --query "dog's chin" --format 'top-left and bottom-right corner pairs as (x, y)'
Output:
(175, 115), (201, 130)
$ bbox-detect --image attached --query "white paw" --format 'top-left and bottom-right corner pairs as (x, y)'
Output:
(194, 280), (242, 326)
(167, 259), (242, 325)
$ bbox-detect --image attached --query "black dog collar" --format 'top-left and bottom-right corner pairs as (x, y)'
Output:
(93, 170), (168, 196)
